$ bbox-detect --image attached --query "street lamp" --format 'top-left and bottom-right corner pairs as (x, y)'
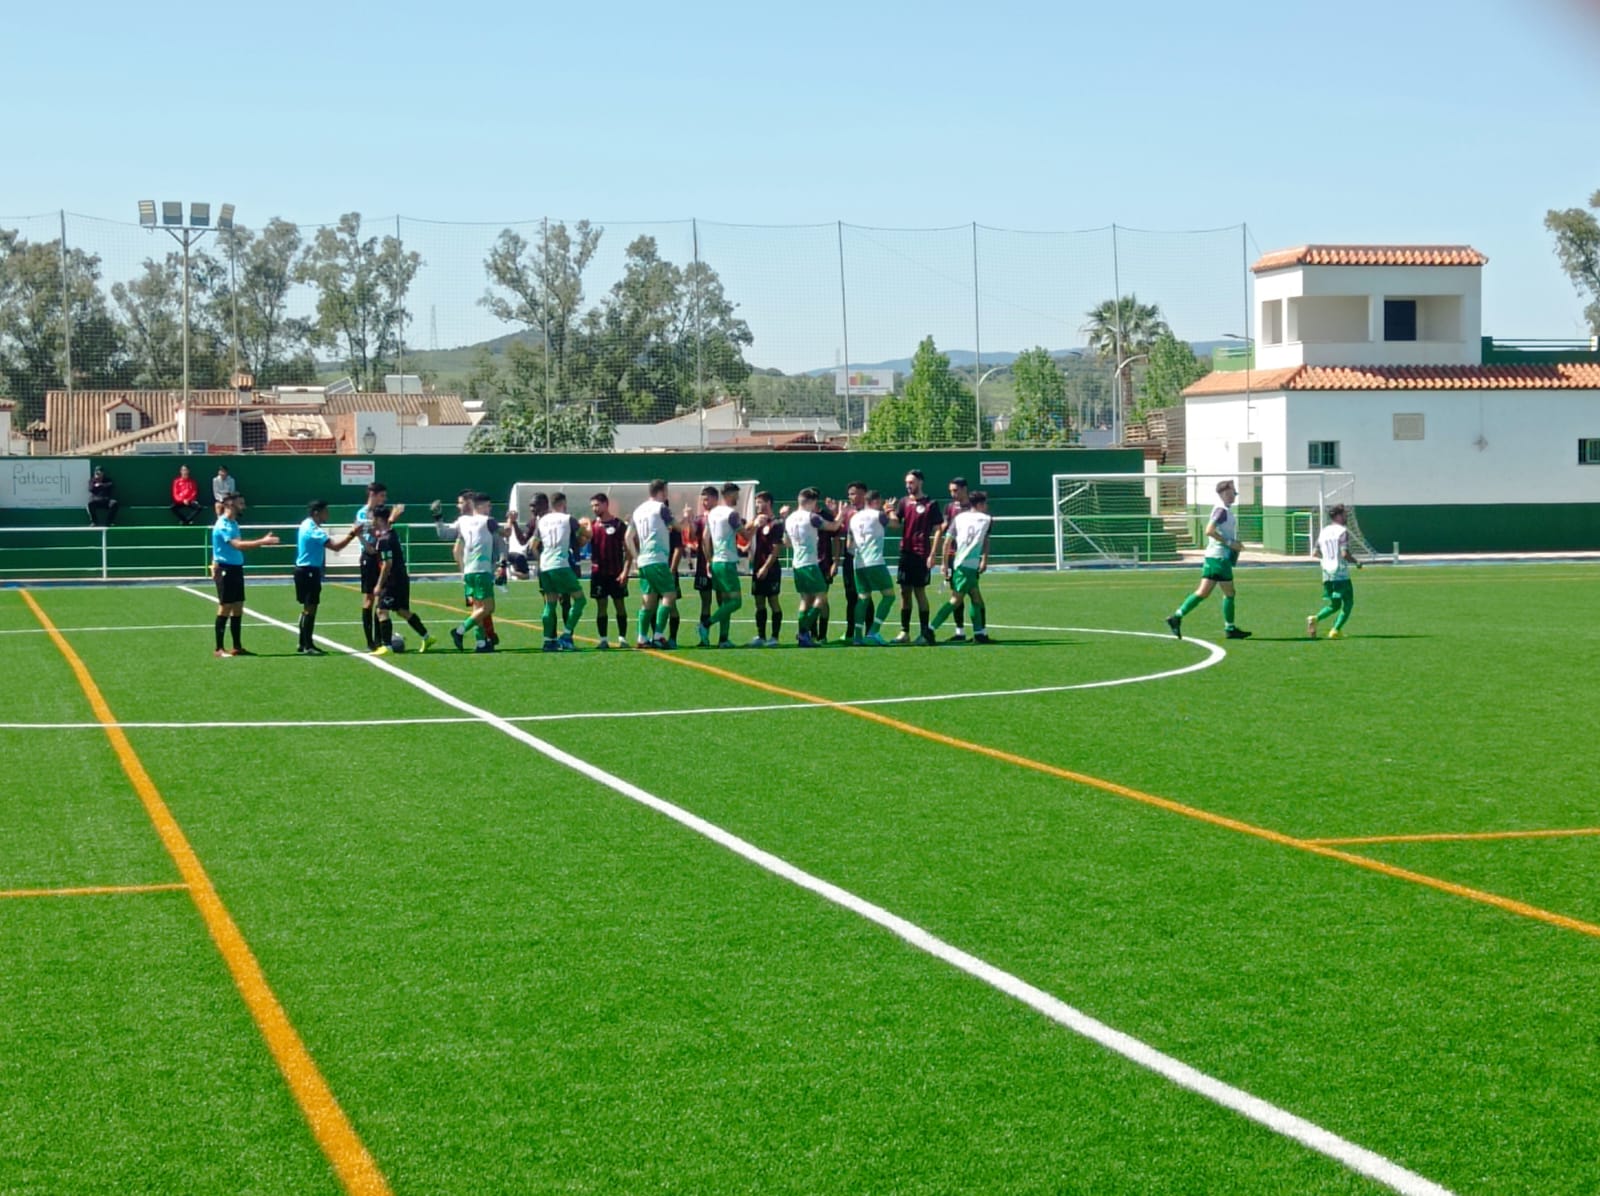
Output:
(137, 199), (235, 422)
(362, 427), (378, 454)
(1111, 353), (1149, 445)
(974, 364), (1004, 450)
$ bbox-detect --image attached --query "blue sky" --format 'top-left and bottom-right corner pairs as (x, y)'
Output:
(4, 0), (1598, 369)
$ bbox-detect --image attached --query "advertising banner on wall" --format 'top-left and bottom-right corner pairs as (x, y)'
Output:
(2, 459), (91, 508)
(340, 460), (376, 487)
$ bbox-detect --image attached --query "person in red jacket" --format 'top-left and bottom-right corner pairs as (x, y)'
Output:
(170, 464), (203, 525)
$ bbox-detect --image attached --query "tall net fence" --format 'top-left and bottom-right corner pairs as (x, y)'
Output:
(0, 210), (1248, 450)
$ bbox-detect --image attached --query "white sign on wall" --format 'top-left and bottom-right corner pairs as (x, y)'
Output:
(979, 460), (1012, 486)
(340, 460), (376, 487)
(2, 459), (90, 508)
(835, 369), (896, 396)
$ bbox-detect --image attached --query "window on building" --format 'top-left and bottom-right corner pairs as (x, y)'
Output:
(1261, 299), (1283, 345)
(242, 419), (268, 452)
(114, 411), (133, 432)
(1580, 438), (1600, 465)
(1383, 299), (1417, 342)
(1308, 441), (1340, 468)
(1393, 413), (1425, 441)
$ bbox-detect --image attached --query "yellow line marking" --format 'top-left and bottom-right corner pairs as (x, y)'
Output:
(22, 589), (392, 1196)
(1308, 827), (1600, 847)
(385, 588), (1600, 941)
(0, 882), (190, 900)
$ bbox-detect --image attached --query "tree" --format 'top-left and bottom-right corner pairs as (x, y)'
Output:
(1138, 331), (1211, 416)
(745, 369), (840, 420)
(482, 220), (601, 406)
(296, 213), (421, 391)
(1006, 347), (1069, 444)
(860, 336), (975, 448)
(0, 229), (128, 421)
(582, 236), (753, 424)
(463, 340), (614, 451)
(218, 219), (317, 385)
(1545, 190), (1600, 335)
(111, 249), (230, 389)
(1082, 295), (1171, 424)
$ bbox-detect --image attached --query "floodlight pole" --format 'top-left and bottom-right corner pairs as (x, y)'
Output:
(1112, 353), (1148, 445)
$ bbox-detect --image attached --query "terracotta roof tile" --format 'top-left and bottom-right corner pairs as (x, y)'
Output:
(1184, 363), (1600, 397)
(43, 388), (470, 455)
(1252, 245), (1487, 273)
(1181, 367), (1304, 396)
(42, 390), (187, 455)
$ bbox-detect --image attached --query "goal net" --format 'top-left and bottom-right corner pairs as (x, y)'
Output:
(1051, 470), (1381, 569)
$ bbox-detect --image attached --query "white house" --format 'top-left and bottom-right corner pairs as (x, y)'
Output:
(1183, 245), (1600, 552)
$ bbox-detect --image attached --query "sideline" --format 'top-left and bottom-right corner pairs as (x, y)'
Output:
(177, 585), (1453, 1196)
(22, 589), (393, 1196)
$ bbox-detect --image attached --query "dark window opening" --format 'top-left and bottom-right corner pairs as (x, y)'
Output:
(1384, 299), (1417, 342)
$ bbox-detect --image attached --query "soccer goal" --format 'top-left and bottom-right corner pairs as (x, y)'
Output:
(1051, 469), (1383, 569)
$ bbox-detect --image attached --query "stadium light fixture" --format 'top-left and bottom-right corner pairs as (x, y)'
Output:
(143, 199), (236, 421)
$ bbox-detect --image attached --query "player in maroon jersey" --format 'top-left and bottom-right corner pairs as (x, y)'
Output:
(931, 475), (970, 641)
(587, 493), (634, 649)
(748, 491), (784, 646)
(887, 468), (943, 644)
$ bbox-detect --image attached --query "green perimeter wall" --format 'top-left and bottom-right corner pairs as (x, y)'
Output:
(1355, 504), (1600, 554)
(1188, 505), (1598, 555)
(0, 448), (1143, 579)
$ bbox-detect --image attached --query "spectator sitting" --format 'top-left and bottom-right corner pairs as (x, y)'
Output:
(212, 465), (237, 515)
(87, 467), (120, 527)
(170, 465), (203, 525)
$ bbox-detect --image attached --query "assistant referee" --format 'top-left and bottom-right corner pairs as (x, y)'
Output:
(210, 493), (280, 657)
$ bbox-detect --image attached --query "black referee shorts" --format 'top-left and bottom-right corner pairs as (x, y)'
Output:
(215, 564), (245, 605)
(293, 566), (323, 606)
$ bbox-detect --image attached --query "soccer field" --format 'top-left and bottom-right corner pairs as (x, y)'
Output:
(2, 564), (1598, 1195)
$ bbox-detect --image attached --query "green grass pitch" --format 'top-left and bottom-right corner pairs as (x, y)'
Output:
(2, 563), (1598, 1194)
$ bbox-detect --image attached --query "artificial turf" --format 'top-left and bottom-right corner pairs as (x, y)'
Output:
(1, 563), (1597, 1193)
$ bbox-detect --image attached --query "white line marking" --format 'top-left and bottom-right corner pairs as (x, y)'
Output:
(171, 584), (1450, 1196)
(0, 620), (361, 636)
(2, 625), (1224, 731)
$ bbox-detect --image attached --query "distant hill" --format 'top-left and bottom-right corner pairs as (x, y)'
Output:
(393, 332), (1232, 389)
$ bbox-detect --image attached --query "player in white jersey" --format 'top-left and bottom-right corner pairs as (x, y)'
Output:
(433, 490), (506, 652)
(626, 479), (681, 648)
(1167, 478), (1251, 641)
(848, 490), (898, 645)
(1307, 504), (1361, 639)
(930, 491), (992, 642)
(784, 488), (842, 648)
(531, 493), (590, 651)
(702, 482), (746, 647)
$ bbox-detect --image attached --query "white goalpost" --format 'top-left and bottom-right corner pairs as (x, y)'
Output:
(1051, 470), (1383, 569)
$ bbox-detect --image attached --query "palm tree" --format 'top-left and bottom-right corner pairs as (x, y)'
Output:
(1082, 295), (1170, 430)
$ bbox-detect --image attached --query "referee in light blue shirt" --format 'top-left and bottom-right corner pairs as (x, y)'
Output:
(294, 500), (361, 655)
(210, 492), (279, 658)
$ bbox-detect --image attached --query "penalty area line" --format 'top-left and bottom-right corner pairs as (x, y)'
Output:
(176, 586), (1452, 1196)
